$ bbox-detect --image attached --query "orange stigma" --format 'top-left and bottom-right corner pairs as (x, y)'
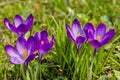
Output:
(77, 33), (81, 37)
(22, 49), (28, 60)
(97, 35), (101, 42)
(41, 41), (44, 45)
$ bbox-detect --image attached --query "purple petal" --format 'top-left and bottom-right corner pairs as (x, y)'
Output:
(66, 24), (75, 42)
(25, 14), (33, 31)
(40, 30), (49, 44)
(38, 43), (50, 54)
(34, 32), (41, 41)
(84, 22), (94, 39)
(101, 37), (110, 46)
(96, 23), (106, 38)
(8, 23), (18, 35)
(25, 54), (35, 63)
(14, 15), (23, 27)
(88, 31), (94, 41)
(16, 37), (27, 56)
(106, 29), (115, 40)
(5, 45), (21, 58)
(4, 18), (11, 29)
(76, 36), (86, 44)
(10, 57), (24, 64)
(72, 19), (81, 37)
(49, 35), (55, 48)
(27, 36), (35, 56)
(101, 29), (115, 45)
(90, 40), (101, 49)
(17, 24), (26, 37)
(34, 32), (41, 50)
(41, 30), (48, 38)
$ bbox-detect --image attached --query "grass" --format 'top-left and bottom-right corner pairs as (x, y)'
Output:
(0, 0), (120, 80)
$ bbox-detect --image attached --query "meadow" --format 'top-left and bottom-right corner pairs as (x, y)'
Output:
(0, 0), (120, 80)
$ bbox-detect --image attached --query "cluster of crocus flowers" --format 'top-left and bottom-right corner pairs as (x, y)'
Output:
(66, 19), (115, 80)
(4, 14), (55, 69)
(66, 19), (114, 55)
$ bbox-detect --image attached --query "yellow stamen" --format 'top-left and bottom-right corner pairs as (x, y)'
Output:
(97, 35), (101, 42)
(22, 49), (28, 60)
(77, 33), (81, 37)
(41, 41), (44, 45)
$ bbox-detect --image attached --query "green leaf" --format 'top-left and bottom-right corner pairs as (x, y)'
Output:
(113, 70), (120, 80)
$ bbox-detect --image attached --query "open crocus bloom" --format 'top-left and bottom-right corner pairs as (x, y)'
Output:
(84, 23), (115, 49)
(34, 30), (55, 61)
(66, 19), (87, 49)
(4, 14), (33, 37)
(5, 37), (35, 65)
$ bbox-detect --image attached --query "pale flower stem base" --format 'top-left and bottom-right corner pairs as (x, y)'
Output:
(35, 63), (39, 80)
(26, 69), (30, 80)
(73, 47), (79, 79)
(90, 49), (97, 80)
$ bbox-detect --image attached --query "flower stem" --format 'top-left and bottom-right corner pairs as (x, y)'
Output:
(35, 56), (42, 80)
(35, 63), (39, 80)
(90, 49), (97, 80)
(73, 46), (79, 79)
(25, 63), (30, 80)
(26, 69), (30, 80)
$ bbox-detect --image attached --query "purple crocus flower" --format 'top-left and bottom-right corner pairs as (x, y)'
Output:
(5, 36), (35, 68)
(4, 14), (33, 37)
(84, 23), (115, 80)
(84, 23), (115, 50)
(66, 19), (87, 50)
(34, 30), (55, 62)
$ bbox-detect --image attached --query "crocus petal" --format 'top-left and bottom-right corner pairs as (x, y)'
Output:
(40, 30), (49, 43)
(88, 31), (94, 41)
(8, 23), (18, 35)
(39, 43), (50, 53)
(16, 37), (27, 56)
(106, 29), (115, 40)
(34, 32), (41, 50)
(101, 37), (110, 46)
(66, 24), (75, 42)
(25, 14), (33, 31)
(25, 54), (35, 63)
(90, 40), (101, 49)
(49, 35), (55, 48)
(72, 19), (81, 37)
(27, 36), (35, 56)
(96, 24), (106, 38)
(4, 18), (11, 29)
(17, 24), (26, 37)
(10, 57), (24, 64)
(34, 32), (41, 41)
(41, 30), (48, 37)
(101, 29), (115, 45)
(76, 36), (85, 44)
(84, 22), (94, 39)
(14, 15), (23, 27)
(5, 45), (21, 58)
